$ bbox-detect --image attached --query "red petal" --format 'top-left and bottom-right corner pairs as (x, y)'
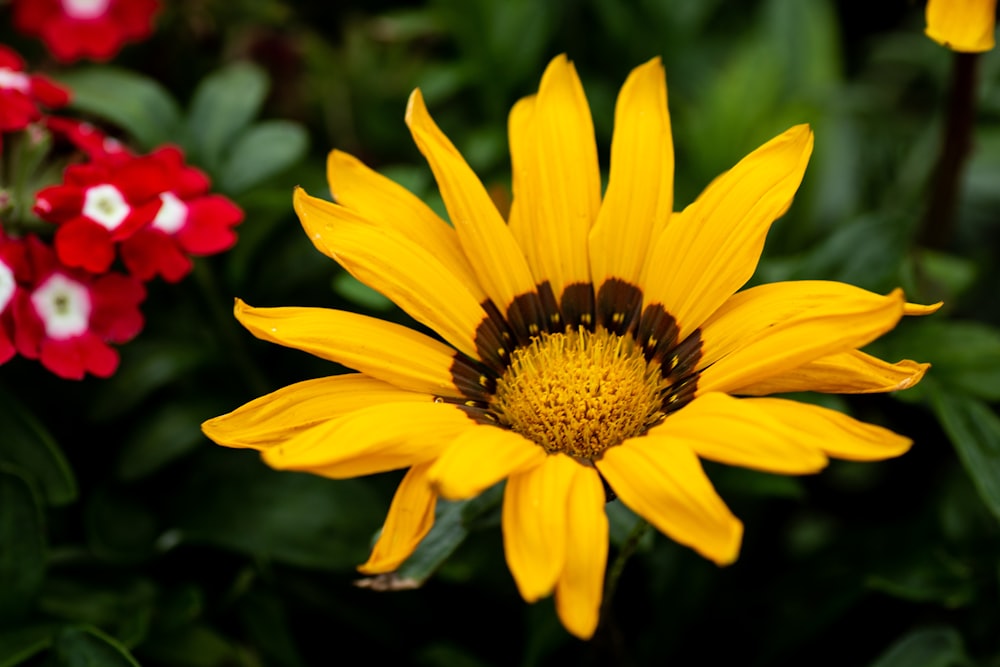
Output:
(90, 272), (145, 342)
(33, 185), (84, 222)
(116, 157), (172, 202)
(12, 0), (52, 33)
(0, 45), (25, 69)
(12, 291), (44, 359)
(0, 92), (40, 132)
(114, 0), (159, 38)
(177, 196), (243, 254)
(29, 75), (71, 108)
(38, 337), (87, 379)
(121, 230), (192, 282)
(55, 221), (116, 273)
(0, 328), (16, 365)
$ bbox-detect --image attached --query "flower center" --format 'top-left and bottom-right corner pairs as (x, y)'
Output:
(492, 327), (669, 459)
(31, 273), (91, 339)
(0, 67), (30, 93)
(152, 191), (189, 234)
(83, 184), (130, 231)
(0, 260), (15, 313)
(61, 0), (111, 19)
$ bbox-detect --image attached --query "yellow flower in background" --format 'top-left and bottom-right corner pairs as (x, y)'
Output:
(202, 55), (937, 639)
(926, 0), (997, 52)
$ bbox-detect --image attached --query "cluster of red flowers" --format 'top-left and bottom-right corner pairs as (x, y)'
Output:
(12, 0), (160, 63)
(0, 43), (243, 380)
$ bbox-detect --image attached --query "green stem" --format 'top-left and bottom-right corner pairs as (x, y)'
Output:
(600, 518), (651, 623)
(918, 52), (979, 249)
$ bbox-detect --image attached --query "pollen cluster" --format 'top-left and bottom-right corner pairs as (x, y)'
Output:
(492, 327), (669, 459)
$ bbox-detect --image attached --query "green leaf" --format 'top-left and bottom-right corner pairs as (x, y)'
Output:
(394, 483), (503, 586)
(38, 579), (156, 648)
(218, 120), (309, 194)
(907, 250), (978, 301)
(884, 320), (1000, 402)
(928, 388), (1000, 522)
(135, 624), (240, 667)
(866, 551), (975, 608)
(54, 67), (182, 150)
(761, 0), (842, 95)
(333, 271), (394, 312)
(0, 624), (56, 667)
(89, 341), (211, 421)
(172, 450), (383, 570)
(237, 592), (306, 667)
(787, 214), (907, 291)
(117, 401), (217, 481)
(0, 466), (46, 622)
(85, 488), (158, 562)
(52, 625), (141, 667)
(394, 499), (470, 586)
(186, 62), (269, 172)
(0, 385), (76, 505)
(869, 626), (967, 667)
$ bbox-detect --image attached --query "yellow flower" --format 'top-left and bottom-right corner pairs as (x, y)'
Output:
(926, 0), (997, 52)
(203, 55), (937, 640)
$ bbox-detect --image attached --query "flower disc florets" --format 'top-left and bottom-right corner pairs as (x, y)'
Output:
(492, 327), (670, 459)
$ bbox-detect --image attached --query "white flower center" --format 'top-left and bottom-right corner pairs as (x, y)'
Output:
(0, 67), (30, 93)
(31, 274), (91, 340)
(0, 260), (16, 313)
(83, 184), (130, 231)
(152, 192), (189, 234)
(60, 0), (111, 19)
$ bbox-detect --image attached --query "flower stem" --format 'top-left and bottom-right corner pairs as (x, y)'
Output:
(600, 517), (651, 623)
(918, 52), (979, 250)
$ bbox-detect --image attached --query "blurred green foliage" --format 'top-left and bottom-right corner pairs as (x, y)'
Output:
(1, 0), (999, 665)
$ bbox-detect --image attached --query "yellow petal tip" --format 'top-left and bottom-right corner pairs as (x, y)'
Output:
(404, 88), (425, 127)
(904, 301), (944, 316)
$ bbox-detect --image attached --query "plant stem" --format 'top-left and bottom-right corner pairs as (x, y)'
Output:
(918, 52), (979, 250)
(600, 518), (651, 622)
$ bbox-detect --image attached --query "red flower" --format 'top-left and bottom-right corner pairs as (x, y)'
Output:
(12, 0), (159, 63)
(45, 116), (131, 163)
(120, 147), (244, 282)
(13, 235), (144, 379)
(34, 152), (168, 273)
(0, 45), (70, 134)
(0, 232), (31, 365)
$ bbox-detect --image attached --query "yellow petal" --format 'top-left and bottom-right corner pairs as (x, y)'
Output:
(406, 89), (545, 339)
(596, 439), (742, 565)
(926, 0), (997, 52)
(428, 425), (546, 500)
(506, 95), (538, 274)
(590, 57), (673, 306)
(234, 299), (488, 400)
(260, 401), (476, 477)
(697, 281), (906, 395)
(649, 393), (829, 474)
(738, 397), (913, 461)
(732, 350), (930, 396)
(202, 374), (430, 450)
(502, 454), (577, 601)
(904, 301), (944, 316)
(358, 461), (437, 574)
(554, 466), (608, 640)
(642, 125), (814, 340)
(295, 188), (508, 366)
(508, 55), (600, 304)
(325, 149), (486, 301)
